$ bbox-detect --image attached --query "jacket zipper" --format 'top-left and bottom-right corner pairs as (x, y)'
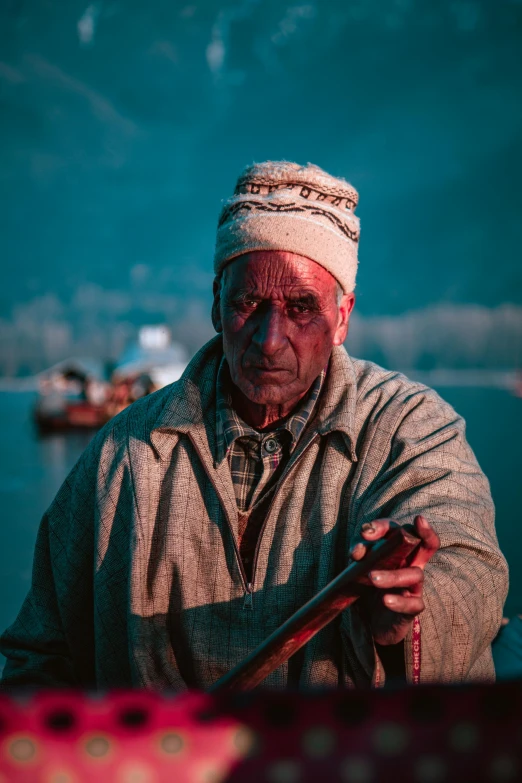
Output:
(188, 434), (251, 598)
(190, 432), (319, 611)
(248, 434), (319, 598)
(243, 584), (254, 610)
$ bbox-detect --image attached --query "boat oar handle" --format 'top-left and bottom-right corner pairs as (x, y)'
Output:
(210, 524), (420, 692)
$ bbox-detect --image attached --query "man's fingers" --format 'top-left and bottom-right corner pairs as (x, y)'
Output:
(350, 517), (438, 568)
(350, 519), (396, 559)
(415, 514), (440, 550)
(363, 516), (434, 645)
(370, 566), (424, 589)
(382, 593), (425, 616)
(360, 519), (393, 540)
(410, 514), (440, 568)
(350, 543), (366, 561)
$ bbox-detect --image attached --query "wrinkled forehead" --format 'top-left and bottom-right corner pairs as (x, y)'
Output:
(222, 251), (338, 298)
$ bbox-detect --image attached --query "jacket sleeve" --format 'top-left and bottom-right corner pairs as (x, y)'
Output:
(0, 437), (99, 689)
(351, 385), (509, 684)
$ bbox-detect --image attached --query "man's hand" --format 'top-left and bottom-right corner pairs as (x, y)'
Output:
(350, 515), (440, 646)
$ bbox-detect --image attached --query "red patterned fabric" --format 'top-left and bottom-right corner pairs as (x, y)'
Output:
(0, 685), (520, 782)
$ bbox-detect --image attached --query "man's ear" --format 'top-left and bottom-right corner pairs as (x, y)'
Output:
(333, 292), (355, 346)
(212, 275), (223, 333)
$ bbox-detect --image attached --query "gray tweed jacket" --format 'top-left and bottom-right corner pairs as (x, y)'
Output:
(0, 337), (508, 689)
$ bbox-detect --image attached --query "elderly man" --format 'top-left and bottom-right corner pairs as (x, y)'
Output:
(0, 161), (508, 689)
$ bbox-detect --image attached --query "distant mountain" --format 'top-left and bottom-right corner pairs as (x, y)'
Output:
(1, 0), (521, 316)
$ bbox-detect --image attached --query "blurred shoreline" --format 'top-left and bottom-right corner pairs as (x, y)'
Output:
(1, 367), (520, 393)
(2, 301), (521, 378)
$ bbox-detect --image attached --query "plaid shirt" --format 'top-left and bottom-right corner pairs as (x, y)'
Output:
(216, 358), (326, 511)
(216, 358), (326, 580)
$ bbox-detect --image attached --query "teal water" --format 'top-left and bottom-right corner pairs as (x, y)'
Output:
(0, 387), (520, 665)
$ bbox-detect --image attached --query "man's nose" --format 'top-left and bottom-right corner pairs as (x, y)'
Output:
(252, 306), (287, 355)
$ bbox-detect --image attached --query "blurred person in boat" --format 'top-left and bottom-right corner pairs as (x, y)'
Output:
(107, 377), (134, 417)
(34, 360), (111, 433)
(0, 162), (508, 690)
(129, 372), (155, 401)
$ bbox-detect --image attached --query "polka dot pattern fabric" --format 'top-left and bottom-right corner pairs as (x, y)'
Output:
(0, 684), (520, 782)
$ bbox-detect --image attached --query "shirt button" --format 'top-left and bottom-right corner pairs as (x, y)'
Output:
(264, 437), (278, 454)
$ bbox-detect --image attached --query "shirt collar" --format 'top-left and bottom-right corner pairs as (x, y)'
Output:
(215, 357), (326, 465)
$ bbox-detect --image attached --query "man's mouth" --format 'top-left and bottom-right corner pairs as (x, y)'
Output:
(246, 364), (290, 375)
(248, 364), (288, 372)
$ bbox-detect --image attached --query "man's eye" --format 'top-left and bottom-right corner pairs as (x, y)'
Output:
(290, 303), (310, 314)
(236, 299), (258, 309)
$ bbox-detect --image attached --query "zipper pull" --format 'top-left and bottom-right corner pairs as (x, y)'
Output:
(243, 583), (254, 610)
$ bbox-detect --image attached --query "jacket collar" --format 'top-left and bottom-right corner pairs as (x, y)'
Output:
(150, 335), (358, 462)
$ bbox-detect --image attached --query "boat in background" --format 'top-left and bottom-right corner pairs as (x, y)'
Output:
(33, 327), (188, 433)
(33, 357), (111, 433)
(107, 326), (187, 416)
(112, 325), (187, 389)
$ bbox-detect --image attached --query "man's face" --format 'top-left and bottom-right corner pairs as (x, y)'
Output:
(214, 251), (355, 407)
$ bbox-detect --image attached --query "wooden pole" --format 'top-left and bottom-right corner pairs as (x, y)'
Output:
(211, 525), (420, 692)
